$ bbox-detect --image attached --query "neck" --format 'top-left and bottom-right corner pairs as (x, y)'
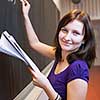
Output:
(61, 50), (69, 62)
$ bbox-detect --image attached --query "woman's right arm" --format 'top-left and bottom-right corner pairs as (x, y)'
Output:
(20, 0), (55, 59)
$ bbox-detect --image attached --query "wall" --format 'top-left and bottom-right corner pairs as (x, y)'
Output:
(0, 0), (58, 99)
(92, 20), (100, 65)
(53, 0), (100, 19)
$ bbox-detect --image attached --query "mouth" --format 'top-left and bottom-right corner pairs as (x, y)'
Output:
(62, 42), (72, 47)
(62, 40), (72, 46)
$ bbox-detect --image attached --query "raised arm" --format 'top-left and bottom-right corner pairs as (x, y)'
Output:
(20, 0), (55, 59)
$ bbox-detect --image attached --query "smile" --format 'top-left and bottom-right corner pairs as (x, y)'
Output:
(62, 40), (72, 46)
(62, 42), (73, 46)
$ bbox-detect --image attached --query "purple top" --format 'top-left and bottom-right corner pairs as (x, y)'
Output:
(48, 60), (89, 100)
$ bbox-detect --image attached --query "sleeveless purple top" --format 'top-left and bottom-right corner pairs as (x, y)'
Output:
(48, 60), (89, 100)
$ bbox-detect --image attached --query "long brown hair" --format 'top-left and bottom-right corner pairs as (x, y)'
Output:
(54, 9), (96, 68)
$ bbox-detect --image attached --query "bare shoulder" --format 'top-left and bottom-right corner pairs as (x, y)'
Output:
(67, 79), (88, 100)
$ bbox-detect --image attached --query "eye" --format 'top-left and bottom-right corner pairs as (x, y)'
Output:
(73, 31), (80, 35)
(61, 28), (68, 34)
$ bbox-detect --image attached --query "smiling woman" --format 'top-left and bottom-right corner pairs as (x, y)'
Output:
(58, 20), (84, 52)
(19, 0), (96, 99)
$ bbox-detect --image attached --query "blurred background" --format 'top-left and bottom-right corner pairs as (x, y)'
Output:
(0, 0), (100, 100)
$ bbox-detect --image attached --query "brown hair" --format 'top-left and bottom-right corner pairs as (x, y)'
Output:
(54, 9), (96, 68)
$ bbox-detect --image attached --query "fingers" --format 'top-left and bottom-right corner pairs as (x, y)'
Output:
(19, 0), (30, 6)
(28, 67), (37, 78)
(28, 68), (39, 86)
(19, 0), (25, 7)
(19, 0), (24, 4)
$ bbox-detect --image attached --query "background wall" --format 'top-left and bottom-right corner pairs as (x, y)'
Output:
(53, 0), (100, 19)
(92, 20), (100, 65)
(0, 0), (58, 99)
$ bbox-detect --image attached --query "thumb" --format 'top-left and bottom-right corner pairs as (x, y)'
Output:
(28, 67), (37, 78)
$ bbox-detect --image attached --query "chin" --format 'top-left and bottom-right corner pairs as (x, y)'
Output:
(61, 47), (72, 52)
(61, 45), (72, 51)
(62, 46), (79, 52)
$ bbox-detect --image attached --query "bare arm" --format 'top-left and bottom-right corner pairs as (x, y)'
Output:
(28, 67), (58, 100)
(20, 0), (55, 58)
(20, 1), (60, 99)
(67, 79), (88, 100)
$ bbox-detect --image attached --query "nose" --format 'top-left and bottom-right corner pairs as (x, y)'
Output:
(64, 31), (72, 41)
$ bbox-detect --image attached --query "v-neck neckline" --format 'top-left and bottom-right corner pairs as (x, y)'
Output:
(53, 61), (70, 76)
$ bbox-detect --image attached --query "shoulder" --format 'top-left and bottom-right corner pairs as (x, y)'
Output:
(70, 60), (89, 72)
(72, 60), (88, 67)
(67, 60), (89, 83)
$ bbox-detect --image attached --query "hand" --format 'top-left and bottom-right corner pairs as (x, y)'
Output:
(28, 68), (58, 100)
(19, 0), (30, 17)
(28, 67), (49, 89)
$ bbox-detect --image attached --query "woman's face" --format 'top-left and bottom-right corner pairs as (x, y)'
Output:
(59, 19), (84, 52)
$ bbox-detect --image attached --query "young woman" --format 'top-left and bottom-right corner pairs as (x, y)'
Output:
(20, 0), (96, 100)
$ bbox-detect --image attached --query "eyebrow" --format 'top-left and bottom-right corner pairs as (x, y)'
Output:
(73, 30), (82, 35)
(63, 27), (83, 34)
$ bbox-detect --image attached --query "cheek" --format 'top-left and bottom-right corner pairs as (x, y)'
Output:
(59, 32), (65, 39)
(72, 36), (84, 43)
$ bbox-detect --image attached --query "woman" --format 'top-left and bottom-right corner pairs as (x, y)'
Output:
(20, 0), (96, 100)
